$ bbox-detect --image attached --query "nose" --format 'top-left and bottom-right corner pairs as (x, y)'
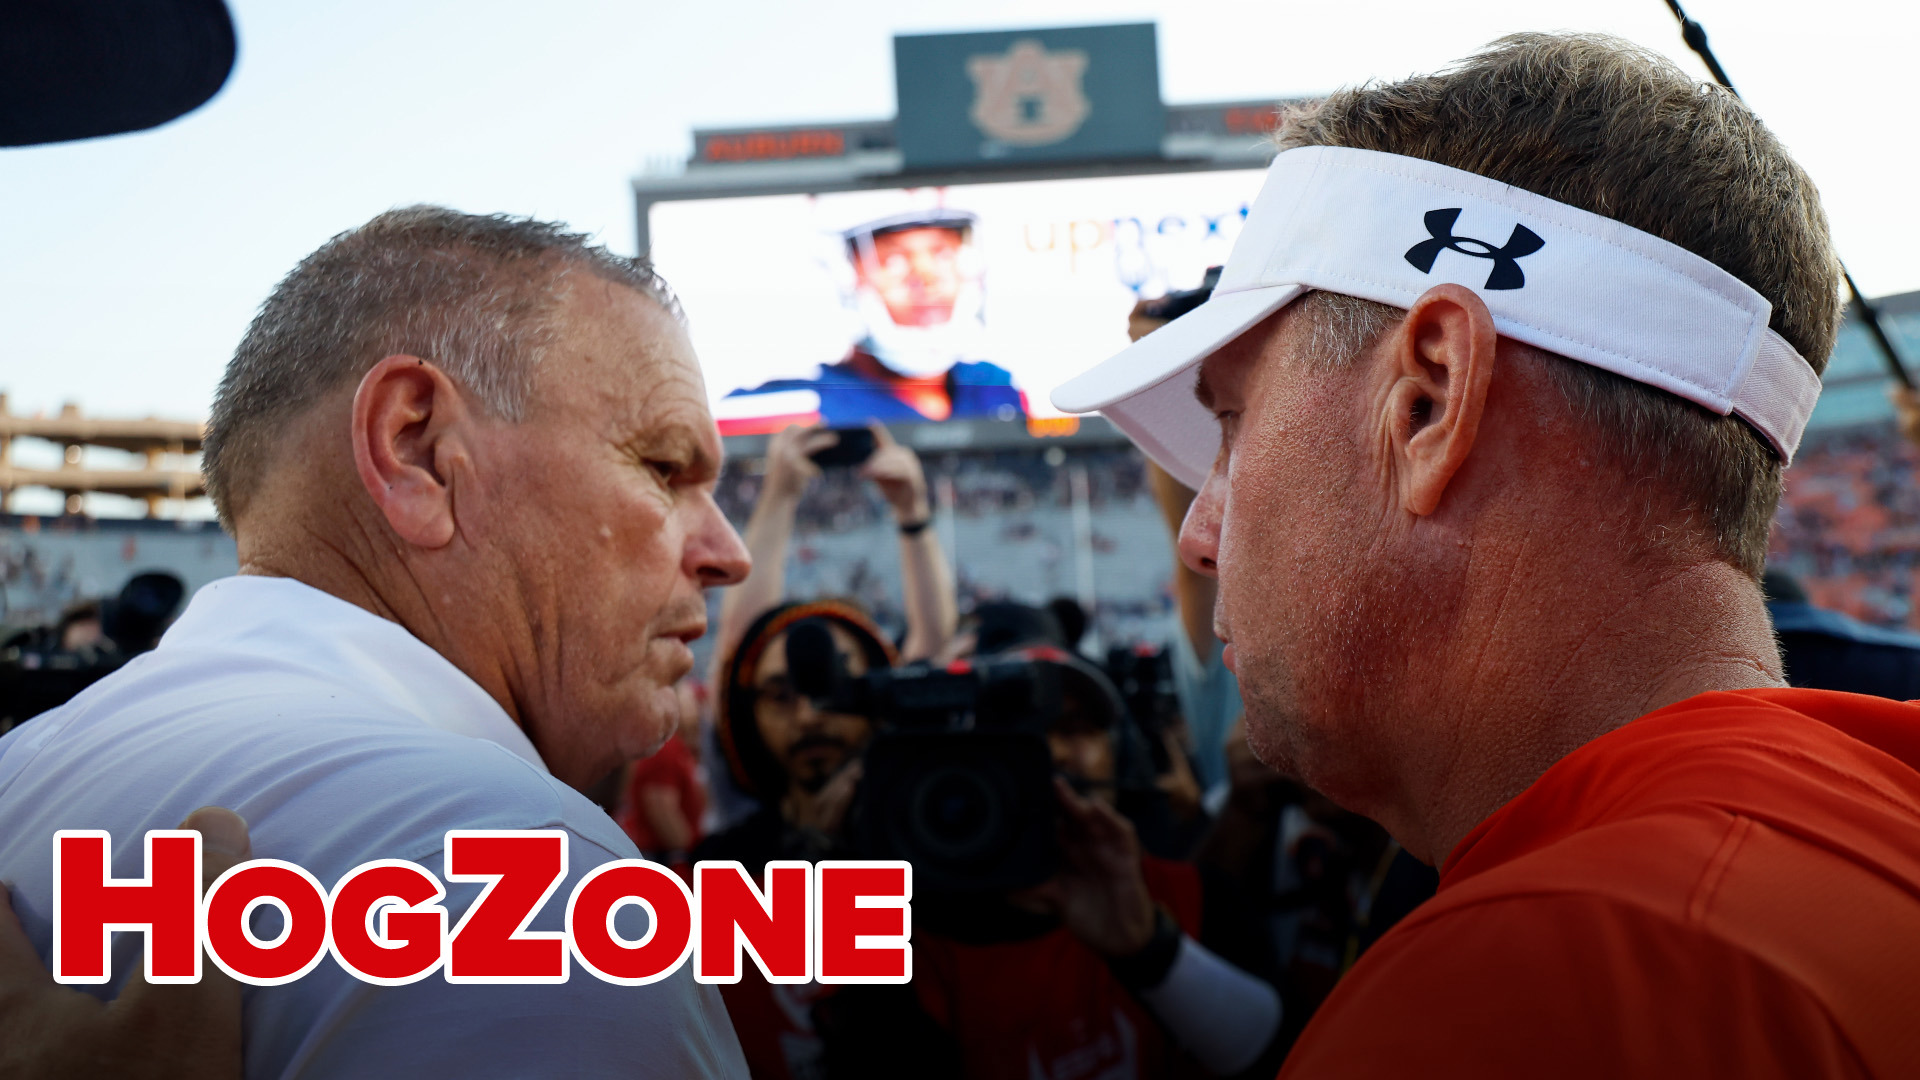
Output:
(1177, 465), (1225, 580)
(688, 495), (751, 588)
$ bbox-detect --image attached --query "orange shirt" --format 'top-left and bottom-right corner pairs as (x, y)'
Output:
(1279, 688), (1920, 1079)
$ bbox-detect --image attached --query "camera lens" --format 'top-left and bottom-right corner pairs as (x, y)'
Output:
(908, 765), (1004, 862)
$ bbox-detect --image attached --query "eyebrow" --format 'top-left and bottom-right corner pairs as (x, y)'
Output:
(631, 422), (722, 481)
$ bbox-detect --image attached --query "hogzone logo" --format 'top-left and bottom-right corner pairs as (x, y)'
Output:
(51, 830), (910, 987)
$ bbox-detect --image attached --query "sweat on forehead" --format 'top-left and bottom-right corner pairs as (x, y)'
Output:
(1191, 294), (1357, 413)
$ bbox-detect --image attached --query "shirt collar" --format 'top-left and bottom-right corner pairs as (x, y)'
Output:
(159, 575), (548, 773)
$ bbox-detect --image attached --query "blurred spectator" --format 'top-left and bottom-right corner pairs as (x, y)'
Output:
(615, 677), (710, 863)
(55, 600), (104, 652)
(1047, 595), (1089, 654)
(1146, 460), (1241, 798)
(970, 599), (1068, 655)
(1764, 568), (1920, 699)
(0, 569), (186, 731)
(1892, 385), (1920, 449)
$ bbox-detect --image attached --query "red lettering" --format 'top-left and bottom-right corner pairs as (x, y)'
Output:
(566, 861), (694, 985)
(444, 831), (568, 983)
(203, 861), (329, 985)
(327, 860), (447, 985)
(702, 129), (847, 162)
(816, 861), (911, 984)
(693, 861), (810, 983)
(52, 830), (201, 984)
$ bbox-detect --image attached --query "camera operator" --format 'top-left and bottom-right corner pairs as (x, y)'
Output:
(875, 646), (1282, 1080)
(694, 600), (904, 1080)
(942, 601), (1211, 857)
(698, 602), (1280, 1078)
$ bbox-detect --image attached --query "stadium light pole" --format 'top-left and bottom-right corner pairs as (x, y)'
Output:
(1661, 0), (1913, 388)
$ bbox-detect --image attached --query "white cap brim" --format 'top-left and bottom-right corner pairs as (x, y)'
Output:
(1053, 284), (1306, 489)
(1049, 146), (1822, 478)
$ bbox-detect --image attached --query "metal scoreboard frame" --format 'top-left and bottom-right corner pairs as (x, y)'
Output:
(631, 24), (1306, 456)
(631, 100), (1297, 259)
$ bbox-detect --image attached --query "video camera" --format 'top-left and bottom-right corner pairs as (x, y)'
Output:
(784, 621), (1064, 893)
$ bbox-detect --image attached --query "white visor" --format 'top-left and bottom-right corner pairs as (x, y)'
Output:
(1051, 146), (1821, 487)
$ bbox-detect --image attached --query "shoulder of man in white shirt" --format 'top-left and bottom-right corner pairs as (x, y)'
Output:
(0, 609), (744, 1079)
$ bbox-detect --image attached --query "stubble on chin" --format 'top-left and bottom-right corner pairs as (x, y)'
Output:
(1238, 676), (1307, 782)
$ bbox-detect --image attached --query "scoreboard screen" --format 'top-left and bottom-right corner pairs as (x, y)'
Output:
(647, 169), (1265, 433)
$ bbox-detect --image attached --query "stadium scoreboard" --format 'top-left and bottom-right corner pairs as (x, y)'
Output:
(634, 22), (1304, 454)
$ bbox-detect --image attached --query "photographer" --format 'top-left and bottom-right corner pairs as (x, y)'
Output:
(881, 646), (1283, 1080)
(714, 421), (957, 667)
(694, 600), (903, 1079)
(700, 599), (1281, 1078)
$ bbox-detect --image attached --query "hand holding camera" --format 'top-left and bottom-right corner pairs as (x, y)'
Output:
(763, 423), (835, 502)
(857, 423), (931, 524)
(1011, 777), (1158, 958)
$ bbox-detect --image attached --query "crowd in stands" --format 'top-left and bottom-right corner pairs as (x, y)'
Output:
(0, 540), (79, 629)
(1771, 422), (1920, 628)
(716, 445), (1154, 533)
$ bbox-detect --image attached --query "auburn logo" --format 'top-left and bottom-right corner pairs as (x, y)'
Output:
(966, 40), (1091, 147)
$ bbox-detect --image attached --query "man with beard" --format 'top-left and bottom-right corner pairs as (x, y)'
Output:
(1053, 33), (1920, 1079)
(691, 600), (904, 1080)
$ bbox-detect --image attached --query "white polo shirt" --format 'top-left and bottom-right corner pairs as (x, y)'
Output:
(0, 575), (748, 1079)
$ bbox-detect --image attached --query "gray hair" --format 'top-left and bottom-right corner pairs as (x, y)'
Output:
(202, 206), (681, 528)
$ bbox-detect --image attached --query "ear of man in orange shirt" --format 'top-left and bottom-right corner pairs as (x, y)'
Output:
(1280, 688), (1920, 1079)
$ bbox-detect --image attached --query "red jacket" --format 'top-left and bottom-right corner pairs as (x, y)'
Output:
(1280, 688), (1920, 1079)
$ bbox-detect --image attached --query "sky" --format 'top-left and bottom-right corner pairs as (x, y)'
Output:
(3, 0), (1914, 442)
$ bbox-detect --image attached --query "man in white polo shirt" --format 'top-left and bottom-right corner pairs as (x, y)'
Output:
(0, 209), (752, 1077)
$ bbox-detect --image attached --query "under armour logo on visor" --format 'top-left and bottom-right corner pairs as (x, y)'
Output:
(1404, 208), (1545, 291)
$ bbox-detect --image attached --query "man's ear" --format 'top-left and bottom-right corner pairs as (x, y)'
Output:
(1379, 284), (1498, 516)
(350, 355), (470, 549)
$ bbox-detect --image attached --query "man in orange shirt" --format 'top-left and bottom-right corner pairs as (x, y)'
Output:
(1052, 32), (1920, 1078)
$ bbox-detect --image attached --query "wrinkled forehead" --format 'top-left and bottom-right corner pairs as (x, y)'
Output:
(540, 279), (717, 428)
